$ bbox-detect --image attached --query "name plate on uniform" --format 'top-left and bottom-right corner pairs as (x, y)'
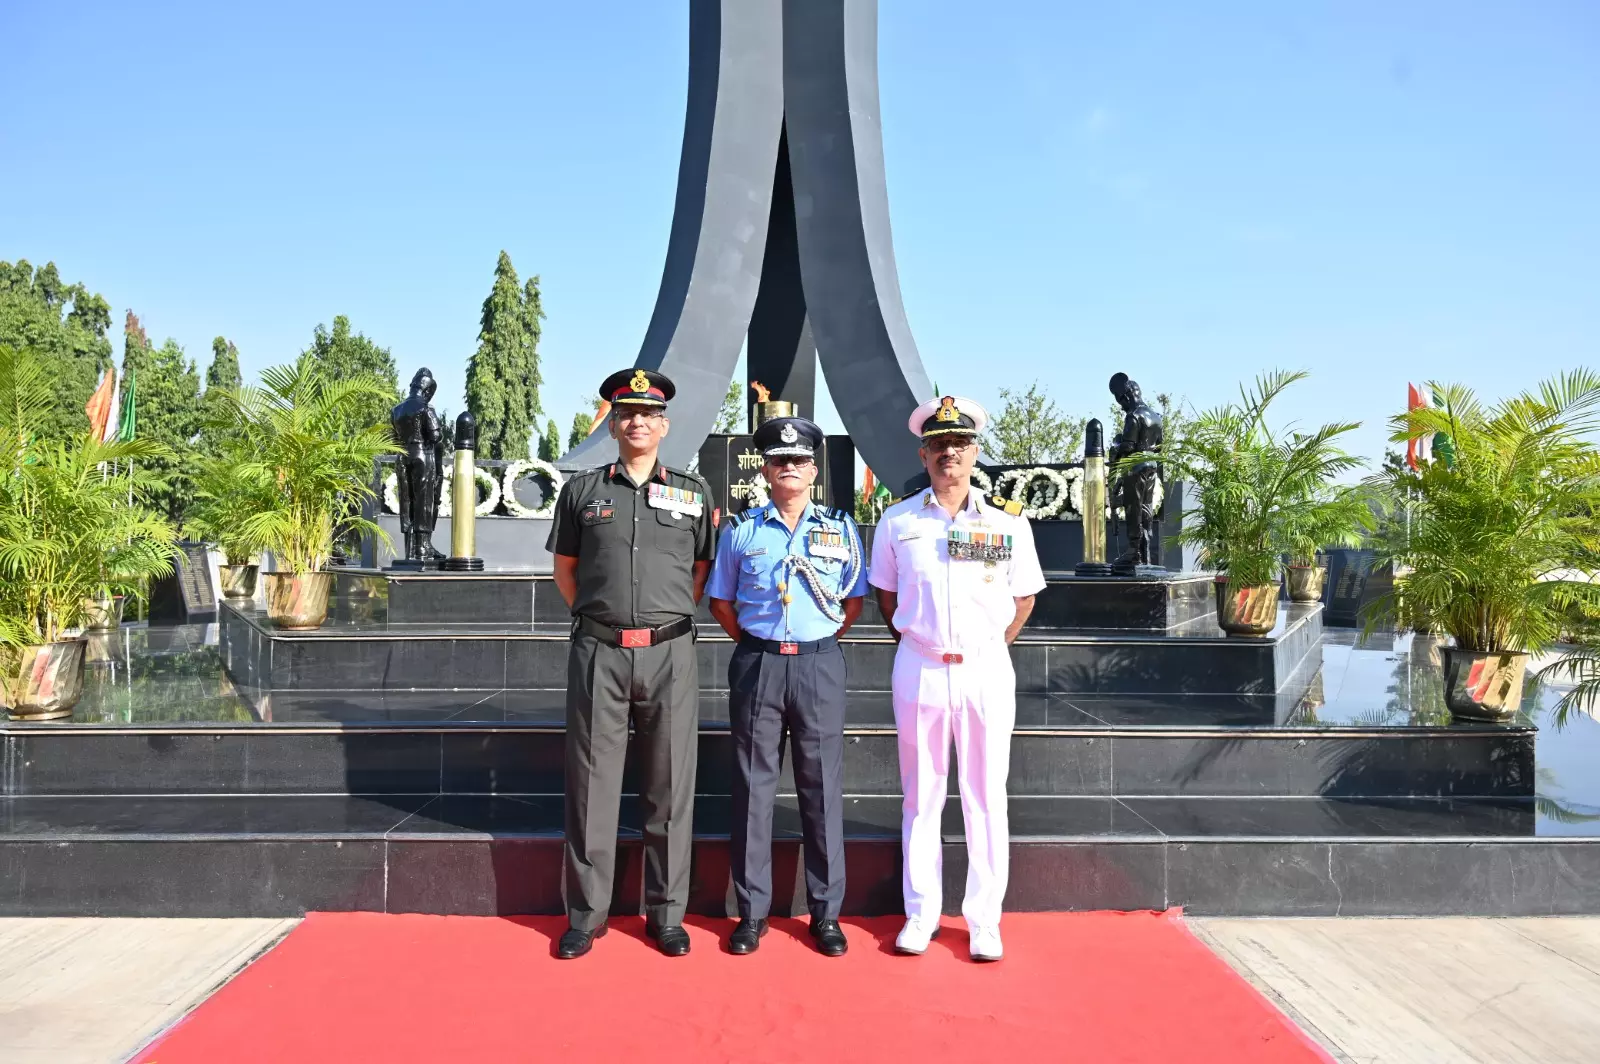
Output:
(947, 529), (1012, 562)
(807, 528), (848, 560)
(647, 483), (703, 517)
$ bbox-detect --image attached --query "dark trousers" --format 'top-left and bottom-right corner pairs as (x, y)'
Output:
(729, 641), (848, 922)
(563, 630), (698, 931)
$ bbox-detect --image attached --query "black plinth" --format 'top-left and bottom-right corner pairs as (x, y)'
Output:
(384, 571), (540, 625)
(1031, 572), (1214, 630)
(441, 557), (485, 572)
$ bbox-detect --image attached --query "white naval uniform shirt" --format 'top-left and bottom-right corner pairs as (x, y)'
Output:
(868, 489), (1047, 650)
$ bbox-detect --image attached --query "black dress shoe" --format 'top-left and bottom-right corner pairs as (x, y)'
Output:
(646, 923), (692, 957)
(729, 918), (769, 955)
(810, 918), (848, 957)
(557, 924), (607, 959)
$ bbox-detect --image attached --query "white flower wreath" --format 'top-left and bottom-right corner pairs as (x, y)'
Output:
(439, 467), (453, 518)
(472, 465), (501, 516)
(747, 470), (770, 508)
(994, 466), (1072, 519)
(969, 467), (993, 494)
(501, 458), (565, 518)
(1108, 476), (1165, 520)
(382, 470), (399, 514)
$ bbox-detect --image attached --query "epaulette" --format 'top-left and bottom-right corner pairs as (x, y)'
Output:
(725, 510), (755, 531)
(987, 493), (1024, 516)
(817, 506), (849, 522)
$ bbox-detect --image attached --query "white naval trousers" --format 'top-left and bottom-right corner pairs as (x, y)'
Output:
(892, 636), (1016, 929)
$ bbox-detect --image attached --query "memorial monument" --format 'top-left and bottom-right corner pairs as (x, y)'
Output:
(1108, 372), (1166, 576)
(558, 0), (936, 493)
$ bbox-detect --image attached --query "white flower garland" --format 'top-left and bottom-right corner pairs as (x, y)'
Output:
(747, 470), (770, 508)
(382, 471), (399, 514)
(439, 468), (453, 518)
(969, 467), (993, 494)
(501, 458), (565, 518)
(473, 465), (501, 516)
(993, 466), (1072, 519)
(1064, 466), (1084, 517)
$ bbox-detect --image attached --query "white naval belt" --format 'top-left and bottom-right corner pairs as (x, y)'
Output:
(900, 634), (1003, 665)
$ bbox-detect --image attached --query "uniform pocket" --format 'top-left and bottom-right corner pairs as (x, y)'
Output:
(653, 507), (696, 558)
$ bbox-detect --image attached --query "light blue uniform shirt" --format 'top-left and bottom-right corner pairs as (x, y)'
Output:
(707, 502), (869, 642)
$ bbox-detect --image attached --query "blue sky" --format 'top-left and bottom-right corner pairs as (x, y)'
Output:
(3, 0), (1596, 470)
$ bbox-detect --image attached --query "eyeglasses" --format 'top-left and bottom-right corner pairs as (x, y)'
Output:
(765, 456), (815, 469)
(615, 409), (665, 424)
(923, 436), (977, 454)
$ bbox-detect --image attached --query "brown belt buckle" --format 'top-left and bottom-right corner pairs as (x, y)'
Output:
(779, 642), (799, 655)
(942, 652), (963, 664)
(620, 628), (652, 648)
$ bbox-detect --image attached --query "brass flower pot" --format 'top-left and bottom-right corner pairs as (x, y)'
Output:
(263, 571), (334, 630)
(1440, 647), (1528, 721)
(81, 595), (125, 632)
(2, 639), (87, 720)
(1215, 578), (1279, 636)
(219, 563), (260, 601)
(1284, 564), (1328, 603)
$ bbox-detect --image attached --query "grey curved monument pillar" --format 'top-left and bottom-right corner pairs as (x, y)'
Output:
(559, 0), (935, 492)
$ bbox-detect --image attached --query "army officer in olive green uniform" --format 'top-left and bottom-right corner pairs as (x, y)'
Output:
(546, 368), (716, 959)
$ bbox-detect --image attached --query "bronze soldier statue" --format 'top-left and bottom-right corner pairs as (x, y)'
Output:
(390, 368), (445, 569)
(1108, 372), (1165, 574)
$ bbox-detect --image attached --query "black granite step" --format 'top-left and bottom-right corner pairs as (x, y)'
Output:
(3, 793), (1594, 918)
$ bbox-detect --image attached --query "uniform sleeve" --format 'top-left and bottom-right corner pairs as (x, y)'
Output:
(868, 512), (898, 592)
(692, 475), (716, 562)
(706, 523), (740, 601)
(546, 478), (582, 557)
(842, 514), (870, 598)
(1007, 517), (1048, 597)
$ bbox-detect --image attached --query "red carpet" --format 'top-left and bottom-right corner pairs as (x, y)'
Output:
(135, 912), (1330, 1064)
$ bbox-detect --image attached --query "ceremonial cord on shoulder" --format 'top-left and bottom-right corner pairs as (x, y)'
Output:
(775, 520), (864, 626)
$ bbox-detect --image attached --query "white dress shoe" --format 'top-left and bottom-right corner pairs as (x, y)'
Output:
(969, 926), (1003, 962)
(894, 918), (940, 955)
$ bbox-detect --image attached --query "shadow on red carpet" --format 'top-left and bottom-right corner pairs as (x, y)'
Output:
(134, 910), (1331, 1063)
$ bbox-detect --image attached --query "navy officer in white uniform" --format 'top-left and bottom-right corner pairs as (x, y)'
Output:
(708, 415), (868, 957)
(869, 396), (1045, 962)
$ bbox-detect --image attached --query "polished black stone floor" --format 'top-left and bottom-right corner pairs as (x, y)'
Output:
(0, 793), (1559, 840)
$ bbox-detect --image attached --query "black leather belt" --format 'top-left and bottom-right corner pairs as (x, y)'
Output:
(738, 634), (838, 656)
(577, 615), (694, 648)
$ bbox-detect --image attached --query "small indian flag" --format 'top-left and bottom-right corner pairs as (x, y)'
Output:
(1406, 383), (1433, 471)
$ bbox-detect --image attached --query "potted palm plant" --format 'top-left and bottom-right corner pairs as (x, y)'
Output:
(0, 345), (178, 719)
(1277, 485), (1375, 602)
(214, 355), (397, 630)
(1151, 370), (1363, 635)
(1369, 371), (1600, 720)
(185, 445), (276, 602)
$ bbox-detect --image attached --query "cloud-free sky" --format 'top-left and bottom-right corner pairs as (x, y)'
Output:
(3, 0), (1596, 468)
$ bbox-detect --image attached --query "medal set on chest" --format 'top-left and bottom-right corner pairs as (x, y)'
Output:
(947, 529), (1011, 581)
(646, 482), (703, 519)
(806, 527), (849, 561)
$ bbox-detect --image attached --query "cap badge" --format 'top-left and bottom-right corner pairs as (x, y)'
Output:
(779, 423), (798, 444)
(629, 369), (651, 393)
(935, 396), (960, 423)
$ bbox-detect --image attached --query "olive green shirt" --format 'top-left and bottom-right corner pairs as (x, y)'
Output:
(546, 460), (716, 628)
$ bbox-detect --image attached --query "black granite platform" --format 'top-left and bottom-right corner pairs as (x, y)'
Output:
(5, 623), (1594, 918)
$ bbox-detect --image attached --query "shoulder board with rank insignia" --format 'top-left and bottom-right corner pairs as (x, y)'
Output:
(987, 493), (1024, 516)
(817, 506), (849, 521)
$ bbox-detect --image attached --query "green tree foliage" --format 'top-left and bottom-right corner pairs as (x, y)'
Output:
(0, 260), (114, 440)
(568, 409), (593, 451)
(122, 313), (202, 524)
(716, 380), (744, 434)
(982, 381), (1082, 464)
(465, 251), (545, 460)
(197, 336), (242, 458)
(302, 315), (400, 439)
(538, 418), (561, 461)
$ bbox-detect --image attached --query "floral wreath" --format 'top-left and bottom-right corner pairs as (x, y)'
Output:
(383, 464), (498, 517)
(382, 470), (399, 514)
(501, 458), (565, 518)
(993, 466), (1073, 519)
(472, 465), (501, 516)
(746, 470), (770, 509)
(439, 468), (453, 518)
(969, 467), (993, 494)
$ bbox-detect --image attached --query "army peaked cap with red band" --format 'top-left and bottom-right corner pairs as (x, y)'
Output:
(598, 368), (675, 407)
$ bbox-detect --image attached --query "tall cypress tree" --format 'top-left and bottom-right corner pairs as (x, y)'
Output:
(538, 418), (561, 461)
(302, 315), (401, 438)
(197, 336), (242, 458)
(122, 312), (201, 523)
(465, 251), (544, 460)
(568, 410), (593, 452)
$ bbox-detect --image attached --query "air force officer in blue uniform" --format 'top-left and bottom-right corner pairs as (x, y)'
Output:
(707, 416), (868, 957)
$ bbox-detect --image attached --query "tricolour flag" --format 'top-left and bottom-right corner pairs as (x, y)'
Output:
(116, 371), (137, 442)
(85, 368), (117, 441)
(1406, 383), (1433, 471)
